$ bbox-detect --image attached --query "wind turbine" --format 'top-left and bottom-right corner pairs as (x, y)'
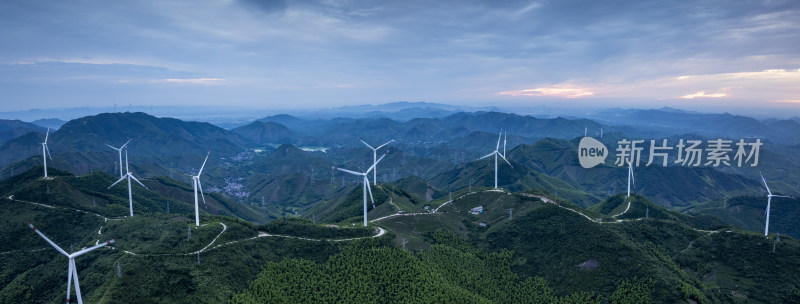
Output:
(108, 148), (148, 217)
(359, 138), (394, 185)
(42, 128), (52, 178)
(333, 152), (386, 226)
(192, 151), (210, 227)
(478, 130), (512, 189)
(761, 172), (794, 236)
(627, 159), (635, 198)
(105, 139), (131, 178)
(29, 223), (116, 304)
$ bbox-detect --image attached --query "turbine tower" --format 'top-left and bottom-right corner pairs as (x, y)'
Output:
(627, 159), (635, 198)
(359, 138), (394, 185)
(105, 139), (131, 178)
(333, 153), (386, 226)
(192, 151), (210, 227)
(478, 130), (512, 189)
(761, 173), (794, 236)
(108, 148), (148, 217)
(29, 223), (116, 304)
(42, 128), (52, 178)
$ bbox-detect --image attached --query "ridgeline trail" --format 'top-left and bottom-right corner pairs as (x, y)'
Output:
(6, 187), (720, 258)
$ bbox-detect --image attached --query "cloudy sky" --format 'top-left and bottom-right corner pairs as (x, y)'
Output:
(1, 0), (798, 114)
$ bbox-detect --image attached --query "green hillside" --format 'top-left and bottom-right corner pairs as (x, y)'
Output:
(509, 138), (762, 207)
(427, 158), (600, 207)
(0, 197), (345, 303)
(0, 180), (386, 303)
(308, 182), (425, 226)
(0, 166), (271, 223)
(2, 167), (800, 303)
(686, 195), (800, 238)
(230, 237), (607, 304)
(376, 190), (800, 302)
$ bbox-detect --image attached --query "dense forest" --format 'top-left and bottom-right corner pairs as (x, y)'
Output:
(230, 231), (652, 304)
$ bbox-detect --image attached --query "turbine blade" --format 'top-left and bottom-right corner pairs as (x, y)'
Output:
(767, 196), (771, 215)
(72, 261), (82, 304)
(28, 224), (69, 256)
(503, 131), (507, 156)
(129, 174), (148, 189)
(761, 172), (772, 195)
(120, 138), (131, 149)
(374, 139), (394, 150)
(44, 128), (49, 143)
(67, 258), (73, 301)
(45, 145), (52, 160)
(198, 179), (207, 206)
(478, 151), (495, 160)
(365, 177), (376, 208)
(197, 151), (210, 176)
(106, 144), (120, 150)
(336, 167), (363, 176)
(366, 153), (387, 174)
(359, 139), (375, 150)
(499, 153), (513, 168)
(630, 166), (635, 187)
(71, 239), (116, 258)
(773, 195), (793, 198)
(496, 131), (502, 151)
(108, 175), (127, 189)
(124, 148), (129, 174)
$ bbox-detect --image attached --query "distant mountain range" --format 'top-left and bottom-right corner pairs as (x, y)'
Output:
(0, 109), (797, 223)
(586, 108), (800, 144)
(257, 111), (637, 147)
(30, 118), (67, 129)
(0, 119), (45, 146)
(231, 121), (296, 145)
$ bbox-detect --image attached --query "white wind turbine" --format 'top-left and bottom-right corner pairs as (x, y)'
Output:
(333, 152), (386, 226)
(105, 139), (131, 178)
(761, 172), (794, 236)
(42, 128), (52, 178)
(108, 148), (148, 217)
(359, 138), (394, 185)
(29, 223), (116, 304)
(192, 151), (210, 227)
(627, 159), (635, 198)
(478, 130), (512, 189)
